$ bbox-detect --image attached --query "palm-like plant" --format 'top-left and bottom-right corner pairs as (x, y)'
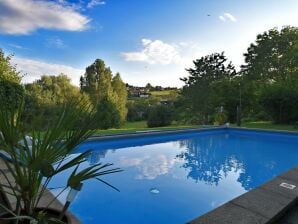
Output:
(0, 100), (122, 223)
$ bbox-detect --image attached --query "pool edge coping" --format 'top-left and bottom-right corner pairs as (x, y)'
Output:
(86, 126), (224, 142)
(86, 126), (298, 142)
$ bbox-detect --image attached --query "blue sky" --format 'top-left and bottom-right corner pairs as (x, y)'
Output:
(0, 0), (298, 87)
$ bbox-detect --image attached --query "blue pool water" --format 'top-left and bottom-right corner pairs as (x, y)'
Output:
(50, 129), (298, 224)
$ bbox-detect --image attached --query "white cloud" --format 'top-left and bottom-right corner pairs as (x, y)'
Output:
(8, 44), (27, 50)
(46, 37), (66, 49)
(219, 13), (237, 22)
(119, 154), (176, 180)
(122, 39), (183, 65)
(0, 0), (90, 35)
(87, 0), (106, 8)
(12, 57), (84, 86)
(118, 39), (202, 86)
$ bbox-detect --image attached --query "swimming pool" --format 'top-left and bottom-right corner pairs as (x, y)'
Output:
(50, 128), (298, 224)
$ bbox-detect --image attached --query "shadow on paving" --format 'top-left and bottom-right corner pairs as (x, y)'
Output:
(274, 203), (298, 224)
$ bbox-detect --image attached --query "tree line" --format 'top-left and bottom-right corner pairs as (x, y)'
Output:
(179, 26), (298, 125)
(0, 26), (297, 130)
(0, 54), (128, 130)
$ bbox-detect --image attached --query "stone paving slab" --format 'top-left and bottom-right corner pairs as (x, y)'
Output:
(189, 202), (268, 224)
(189, 166), (298, 224)
(231, 187), (294, 220)
(275, 203), (298, 224)
(260, 177), (298, 200)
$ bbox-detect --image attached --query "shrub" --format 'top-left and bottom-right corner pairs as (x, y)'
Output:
(0, 80), (24, 113)
(260, 80), (298, 124)
(95, 97), (121, 129)
(147, 105), (173, 128)
(214, 112), (227, 125)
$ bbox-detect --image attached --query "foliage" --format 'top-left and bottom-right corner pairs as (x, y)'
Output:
(147, 105), (173, 128)
(240, 26), (298, 123)
(0, 49), (22, 83)
(260, 78), (298, 124)
(0, 98), (121, 223)
(0, 50), (24, 115)
(214, 112), (227, 125)
(126, 99), (150, 122)
(0, 80), (24, 113)
(23, 74), (91, 130)
(242, 26), (298, 82)
(180, 52), (236, 124)
(80, 59), (114, 105)
(112, 73), (128, 122)
(80, 59), (128, 127)
(178, 27), (298, 125)
(95, 97), (121, 129)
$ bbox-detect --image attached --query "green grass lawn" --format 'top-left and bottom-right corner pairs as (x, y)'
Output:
(94, 120), (298, 136)
(94, 121), (200, 135)
(240, 121), (298, 131)
(150, 90), (176, 97)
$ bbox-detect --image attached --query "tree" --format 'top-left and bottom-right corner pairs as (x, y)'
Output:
(0, 80), (24, 113)
(112, 73), (128, 122)
(95, 97), (121, 129)
(81, 59), (128, 128)
(240, 26), (298, 123)
(80, 59), (114, 105)
(260, 77), (298, 124)
(0, 49), (22, 83)
(0, 49), (24, 114)
(242, 26), (298, 82)
(24, 74), (91, 130)
(180, 52), (236, 124)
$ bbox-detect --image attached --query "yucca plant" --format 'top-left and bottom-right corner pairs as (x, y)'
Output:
(0, 99), (122, 224)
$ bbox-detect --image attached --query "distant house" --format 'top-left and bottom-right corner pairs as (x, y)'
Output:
(127, 84), (152, 98)
(139, 93), (151, 98)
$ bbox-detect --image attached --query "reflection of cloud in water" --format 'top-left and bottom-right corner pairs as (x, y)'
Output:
(119, 154), (176, 180)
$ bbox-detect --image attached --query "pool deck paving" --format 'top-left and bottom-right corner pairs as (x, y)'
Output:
(276, 203), (298, 224)
(189, 166), (298, 224)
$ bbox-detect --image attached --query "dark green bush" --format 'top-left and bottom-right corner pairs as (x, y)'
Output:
(260, 80), (298, 124)
(147, 105), (173, 128)
(95, 97), (121, 129)
(0, 80), (24, 113)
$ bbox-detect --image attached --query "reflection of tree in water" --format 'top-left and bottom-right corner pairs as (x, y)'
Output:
(176, 134), (297, 190)
(87, 149), (110, 165)
(177, 134), (245, 186)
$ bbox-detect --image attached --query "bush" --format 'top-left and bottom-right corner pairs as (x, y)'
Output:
(126, 100), (149, 122)
(0, 80), (24, 113)
(95, 97), (121, 129)
(147, 105), (173, 128)
(214, 112), (227, 125)
(260, 80), (298, 124)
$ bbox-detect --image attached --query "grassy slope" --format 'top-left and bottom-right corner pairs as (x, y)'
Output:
(150, 90), (176, 97)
